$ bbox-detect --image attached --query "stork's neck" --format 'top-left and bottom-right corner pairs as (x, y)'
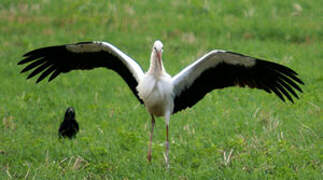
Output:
(148, 51), (165, 75)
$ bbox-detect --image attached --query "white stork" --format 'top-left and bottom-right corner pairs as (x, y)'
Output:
(18, 40), (304, 167)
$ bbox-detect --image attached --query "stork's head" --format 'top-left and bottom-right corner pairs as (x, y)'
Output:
(148, 40), (165, 72)
(153, 40), (163, 60)
(153, 40), (163, 52)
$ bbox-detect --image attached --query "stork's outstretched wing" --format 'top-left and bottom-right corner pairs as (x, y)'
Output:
(18, 41), (145, 103)
(172, 50), (304, 113)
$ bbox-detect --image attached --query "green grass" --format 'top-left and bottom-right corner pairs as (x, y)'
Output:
(0, 0), (322, 179)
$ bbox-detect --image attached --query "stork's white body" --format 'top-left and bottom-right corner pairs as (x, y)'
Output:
(137, 41), (173, 119)
(137, 72), (173, 117)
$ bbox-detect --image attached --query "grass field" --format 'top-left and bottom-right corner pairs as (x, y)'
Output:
(0, 0), (322, 179)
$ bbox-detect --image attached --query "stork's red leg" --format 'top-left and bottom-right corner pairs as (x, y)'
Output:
(165, 124), (169, 167)
(164, 112), (170, 168)
(147, 115), (155, 162)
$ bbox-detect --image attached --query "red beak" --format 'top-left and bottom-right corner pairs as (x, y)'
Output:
(156, 51), (162, 68)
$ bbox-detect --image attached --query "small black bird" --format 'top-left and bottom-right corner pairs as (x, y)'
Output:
(59, 107), (79, 139)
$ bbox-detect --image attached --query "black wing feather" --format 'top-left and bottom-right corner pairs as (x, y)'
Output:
(37, 65), (56, 83)
(21, 58), (46, 73)
(48, 69), (61, 82)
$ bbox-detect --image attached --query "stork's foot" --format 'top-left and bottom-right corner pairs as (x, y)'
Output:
(164, 141), (169, 168)
(147, 114), (155, 163)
